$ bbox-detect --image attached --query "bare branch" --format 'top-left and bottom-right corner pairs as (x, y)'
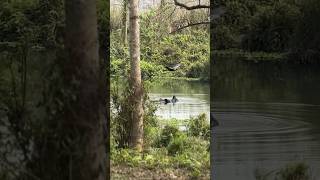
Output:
(173, 0), (210, 10)
(170, 21), (210, 34)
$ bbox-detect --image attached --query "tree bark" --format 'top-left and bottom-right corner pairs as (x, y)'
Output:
(210, 1), (214, 179)
(128, 0), (144, 152)
(64, 0), (107, 179)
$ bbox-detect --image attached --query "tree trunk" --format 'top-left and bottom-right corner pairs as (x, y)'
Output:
(122, 0), (128, 45)
(160, 0), (165, 8)
(128, 0), (144, 152)
(64, 0), (107, 179)
(210, 1), (214, 179)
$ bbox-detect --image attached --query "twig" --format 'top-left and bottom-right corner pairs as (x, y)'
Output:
(170, 21), (210, 33)
(173, 0), (210, 10)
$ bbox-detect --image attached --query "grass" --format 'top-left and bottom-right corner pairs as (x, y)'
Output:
(111, 114), (210, 179)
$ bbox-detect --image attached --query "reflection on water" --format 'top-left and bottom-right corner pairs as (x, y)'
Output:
(149, 79), (210, 120)
(212, 57), (320, 180)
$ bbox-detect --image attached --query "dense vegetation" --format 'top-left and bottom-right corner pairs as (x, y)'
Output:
(212, 0), (320, 62)
(110, 4), (210, 80)
(1, 0), (319, 179)
(1, 0), (110, 179)
(109, 1), (211, 178)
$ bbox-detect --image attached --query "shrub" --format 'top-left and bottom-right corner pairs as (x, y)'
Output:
(111, 78), (159, 148)
(157, 124), (180, 147)
(275, 162), (310, 180)
(167, 133), (188, 155)
(140, 61), (164, 80)
(186, 59), (209, 78)
(187, 113), (210, 139)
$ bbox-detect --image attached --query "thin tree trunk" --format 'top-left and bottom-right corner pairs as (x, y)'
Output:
(210, 0), (214, 179)
(128, 0), (144, 151)
(64, 0), (107, 179)
(122, 0), (128, 45)
(160, 0), (165, 8)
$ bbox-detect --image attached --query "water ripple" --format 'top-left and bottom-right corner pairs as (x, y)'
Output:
(212, 101), (320, 179)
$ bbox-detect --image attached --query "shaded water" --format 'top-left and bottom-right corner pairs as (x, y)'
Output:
(212, 58), (320, 179)
(148, 79), (210, 120)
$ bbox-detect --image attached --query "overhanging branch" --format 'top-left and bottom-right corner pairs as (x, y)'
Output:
(170, 21), (210, 34)
(173, 0), (210, 10)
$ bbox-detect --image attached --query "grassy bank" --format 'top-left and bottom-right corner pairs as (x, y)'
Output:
(111, 114), (210, 179)
(212, 49), (286, 61)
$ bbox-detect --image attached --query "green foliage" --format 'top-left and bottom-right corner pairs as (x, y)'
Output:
(255, 162), (311, 180)
(111, 28), (209, 79)
(187, 113), (210, 139)
(140, 61), (165, 80)
(111, 79), (132, 148)
(167, 133), (191, 155)
(212, 25), (237, 50)
(243, 2), (300, 52)
(158, 124), (180, 147)
(275, 162), (310, 180)
(290, 0), (320, 63)
(111, 96), (210, 177)
(212, 0), (320, 62)
(172, 136), (209, 171)
(111, 136), (210, 178)
(0, 0), (65, 49)
(110, 6), (210, 79)
(186, 59), (209, 80)
(111, 78), (160, 148)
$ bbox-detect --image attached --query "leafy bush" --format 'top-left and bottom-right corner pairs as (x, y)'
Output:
(111, 78), (160, 148)
(167, 133), (188, 155)
(211, 25), (238, 50)
(291, 0), (320, 63)
(169, 136), (209, 177)
(157, 124), (180, 147)
(140, 61), (164, 80)
(275, 162), (310, 180)
(254, 162), (311, 180)
(187, 113), (210, 139)
(242, 2), (300, 52)
(111, 136), (210, 178)
(186, 59), (209, 79)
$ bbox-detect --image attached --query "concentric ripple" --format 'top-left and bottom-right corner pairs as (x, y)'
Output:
(212, 101), (320, 180)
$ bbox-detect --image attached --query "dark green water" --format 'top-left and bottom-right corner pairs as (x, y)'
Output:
(211, 57), (320, 179)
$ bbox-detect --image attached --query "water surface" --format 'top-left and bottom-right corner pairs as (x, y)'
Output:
(149, 79), (210, 120)
(212, 58), (320, 179)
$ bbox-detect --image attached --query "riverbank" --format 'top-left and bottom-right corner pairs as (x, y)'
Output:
(213, 49), (320, 64)
(111, 164), (209, 179)
(111, 115), (210, 179)
(212, 49), (286, 61)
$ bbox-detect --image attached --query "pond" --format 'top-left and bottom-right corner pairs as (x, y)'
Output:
(148, 79), (210, 121)
(211, 57), (320, 180)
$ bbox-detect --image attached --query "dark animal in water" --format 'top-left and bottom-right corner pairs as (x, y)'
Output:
(165, 63), (181, 71)
(171, 96), (178, 103)
(210, 112), (219, 127)
(160, 96), (178, 104)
